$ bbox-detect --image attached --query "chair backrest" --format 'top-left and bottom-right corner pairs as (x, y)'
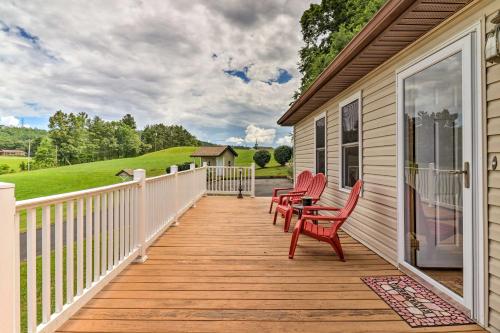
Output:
(332, 180), (363, 233)
(295, 170), (313, 192)
(306, 173), (327, 199)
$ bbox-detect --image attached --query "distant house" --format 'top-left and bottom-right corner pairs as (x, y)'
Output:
(0, 149), (26, 157)
(190, 145), (238, 167)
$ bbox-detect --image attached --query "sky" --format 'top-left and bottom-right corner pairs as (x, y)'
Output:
(0, 0), (317, 146)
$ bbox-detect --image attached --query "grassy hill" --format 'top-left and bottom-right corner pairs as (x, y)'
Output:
(0, 156), (29, 172)
(0, 147), (286, 201)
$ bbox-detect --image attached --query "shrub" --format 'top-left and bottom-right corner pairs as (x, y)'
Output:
(166, 161), (196, 174)
(0, 164), (10, 175)
(274, 145), (293, 166)
(253, 150), (271, 168)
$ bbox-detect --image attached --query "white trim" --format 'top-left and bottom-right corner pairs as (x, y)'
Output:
(313, 112), (327, 174)
(338, 91), (362, 192)
(396, 23), (484, 322)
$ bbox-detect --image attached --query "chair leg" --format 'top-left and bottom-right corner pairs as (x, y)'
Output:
(288, 220), (304, 259)
(273, 209), (279, 225)
(269, 200), (273, 214)
(284, 208), (293, 232)
(328, 234), (345, 261)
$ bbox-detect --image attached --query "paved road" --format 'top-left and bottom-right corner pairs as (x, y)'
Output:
(255, 178), (293, 197)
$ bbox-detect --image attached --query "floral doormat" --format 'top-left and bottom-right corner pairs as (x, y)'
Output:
(361, 275), (474, 327)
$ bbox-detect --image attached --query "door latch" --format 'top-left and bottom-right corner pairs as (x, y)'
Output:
(448, 162), (470, 188)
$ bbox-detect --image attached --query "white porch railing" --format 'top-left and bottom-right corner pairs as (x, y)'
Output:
(206, 163), (255, 196)
(0, 164), (207, 333)
(405, 163), (463, 209)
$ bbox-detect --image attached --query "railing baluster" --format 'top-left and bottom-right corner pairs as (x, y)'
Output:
(85, 196), (93, 288)
(125, 188), (130, 255)
(93, 195), (100, 281)
(113, 190), (119, 265)
(77, 198), (84, 295)
(55, 203), (64, 312)
(26, 208), (37, 333)
(101, 193), (107, 274)
(120, 189), (125, 259)
(66, 201), (74, 304)
(108, 192), (114, 270)
(42, 205), (51, 323)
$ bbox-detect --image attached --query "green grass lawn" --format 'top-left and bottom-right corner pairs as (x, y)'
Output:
(0, 146), (287, 202)
(0, 156), (29, 172)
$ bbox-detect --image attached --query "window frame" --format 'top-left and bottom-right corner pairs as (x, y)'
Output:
(313, 112), (327, 175)
(338, 91), (362, 192)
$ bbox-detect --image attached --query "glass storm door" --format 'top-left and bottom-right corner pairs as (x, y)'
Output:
(398, 35), (473, 302)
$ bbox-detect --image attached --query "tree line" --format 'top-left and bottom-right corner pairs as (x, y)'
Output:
(29, 111), (199, 169)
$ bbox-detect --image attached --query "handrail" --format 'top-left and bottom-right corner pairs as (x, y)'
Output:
(16, 180), (140, 211)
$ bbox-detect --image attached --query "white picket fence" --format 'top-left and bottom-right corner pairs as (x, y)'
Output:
(206, 164), (255, 196)
(0, 164), (207, 333)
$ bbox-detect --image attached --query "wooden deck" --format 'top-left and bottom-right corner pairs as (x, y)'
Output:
(58, 197), (484, 333)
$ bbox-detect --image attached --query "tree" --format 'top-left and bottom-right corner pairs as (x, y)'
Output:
(296, 0), (385, 97)
(34, 136), (57, 169)
(253, 150), (271, 168)
(274, 145), (293, 166)
(141, 124), (199, 152)
(121, 114), (137, 129)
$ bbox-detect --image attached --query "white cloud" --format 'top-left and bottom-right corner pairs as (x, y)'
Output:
(244, 124), (275, 144)
(0, 115), (21, 127)
(226, 136), (244, 145)
(0, 0), (318, 142)
(276, 134), (292, 146)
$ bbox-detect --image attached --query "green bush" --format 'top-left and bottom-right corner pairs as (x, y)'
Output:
(274, 145), (293, 166)
(253, 150), (271, 168)
(0, 164), (11, 175)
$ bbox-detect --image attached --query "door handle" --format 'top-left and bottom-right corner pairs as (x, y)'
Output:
(447, 162), (470, 188)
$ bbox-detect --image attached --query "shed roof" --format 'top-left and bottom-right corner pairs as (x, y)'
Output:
(190, 146), (238, 157)
(278, 0), (473, 126)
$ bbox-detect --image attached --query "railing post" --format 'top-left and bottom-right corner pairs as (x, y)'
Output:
(170, 165), (179, 225)
(251, 163), (256, 198)
(133, 169), (148, 263)
(428, 162), (435, 207)
(190, 163), (196, 207)
(0, 182), (19, 333)
(202, 162), (208, 196)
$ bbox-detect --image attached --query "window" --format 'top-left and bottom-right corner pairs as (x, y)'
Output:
(314, 113), (326, 174)
(339, 93), (362, 190)
(228, 160), (231, 166)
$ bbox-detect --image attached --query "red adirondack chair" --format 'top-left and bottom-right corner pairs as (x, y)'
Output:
(273, 173), (327, 232)
(288, 180), (363, 260)
(268, 170), (313, 214)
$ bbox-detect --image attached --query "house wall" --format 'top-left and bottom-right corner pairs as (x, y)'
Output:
(293, 0), (500, 329)
(486, 9), (500, 331)
(220, 150), (236, 166)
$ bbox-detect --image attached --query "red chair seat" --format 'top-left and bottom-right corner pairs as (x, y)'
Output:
(302, 222), (331, 238)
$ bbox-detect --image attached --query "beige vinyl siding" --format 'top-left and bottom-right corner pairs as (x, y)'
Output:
(294, 69), (399, 265)
(487, 7), (500, 330)
(292, 2), (500, 329)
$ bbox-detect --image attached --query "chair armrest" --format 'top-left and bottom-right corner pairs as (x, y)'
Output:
(278, 191), (306, 204)
(303, 206), (340, 214)
(272, 187), (295, 197)
(301, 214), (343, 222)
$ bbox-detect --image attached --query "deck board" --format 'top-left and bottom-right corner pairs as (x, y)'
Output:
(57, 196), (484, 333)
